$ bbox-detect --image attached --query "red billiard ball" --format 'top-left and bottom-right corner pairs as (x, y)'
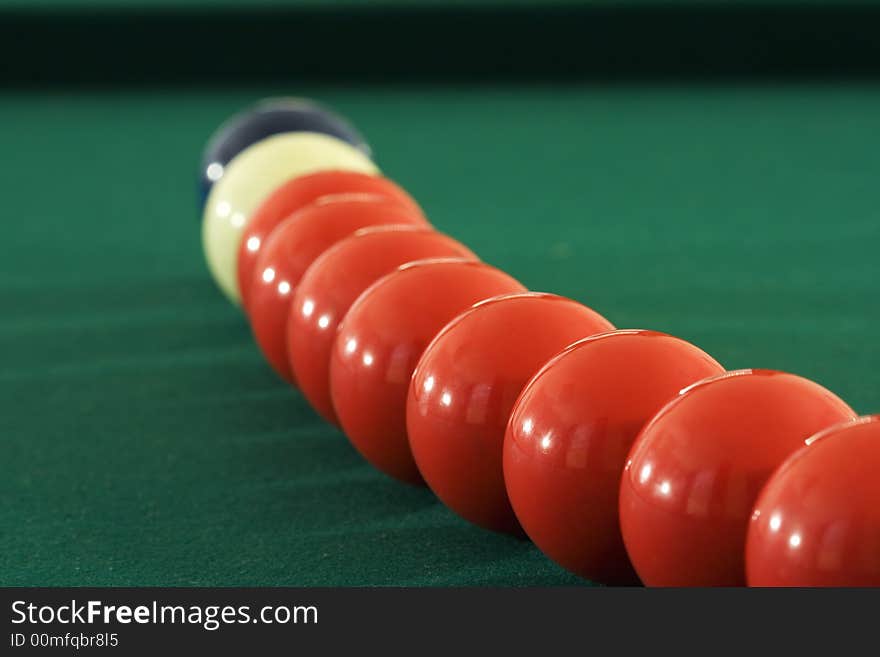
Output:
(503, 330), (724, 584)
(288, 226), (477, 425)
(746, 415), (880, 587)
(407, 293), (615, 534)
(329, 260), (525, 484)
(619, 369), (856, 587)
(248, 196), (428, 384)
(237, 171), (423, 310)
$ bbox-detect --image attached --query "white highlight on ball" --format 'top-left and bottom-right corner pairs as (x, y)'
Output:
(207, 162), (224, 182)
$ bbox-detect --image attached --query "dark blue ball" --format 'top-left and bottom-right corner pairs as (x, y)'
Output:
(198, 98), (371, 209)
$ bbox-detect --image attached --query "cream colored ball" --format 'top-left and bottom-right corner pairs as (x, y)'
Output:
(201, 132), (379, 304)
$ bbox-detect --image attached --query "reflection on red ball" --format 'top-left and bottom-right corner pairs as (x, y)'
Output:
(330, 260), (525, 484)
(747, 415), (880, 587)
(237, 171), (423, 310)
(504, 330), (724, 584)
(619, 369), (856, 586)
(408, 293), (615, 534)
(288, 226), (476, 425)
(249, 196), (428, 384)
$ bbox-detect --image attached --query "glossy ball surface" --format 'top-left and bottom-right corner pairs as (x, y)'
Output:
(238, 171), (423, 310)
(747, 415), (880, 587)
(619, 369), (856, 586)
(408, 293), (615, 533)
(202, 133), (378, 305)
(330, 260), (525, 484)
(200, 98), (370, 205)
(289, 227), (476, 425)
(249, 197), (428, 384)
(504, 330), (724, 584)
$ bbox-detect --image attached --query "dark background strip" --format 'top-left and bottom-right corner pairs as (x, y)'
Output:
(2, 4), (880, 86)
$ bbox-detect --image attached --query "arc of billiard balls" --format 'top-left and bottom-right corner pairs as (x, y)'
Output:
(198, 98), (872, 588)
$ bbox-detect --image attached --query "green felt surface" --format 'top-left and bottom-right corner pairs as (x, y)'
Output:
(1, 84), (878, 586)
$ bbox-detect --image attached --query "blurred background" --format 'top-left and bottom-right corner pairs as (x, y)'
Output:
(4, 1), (880, 84)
